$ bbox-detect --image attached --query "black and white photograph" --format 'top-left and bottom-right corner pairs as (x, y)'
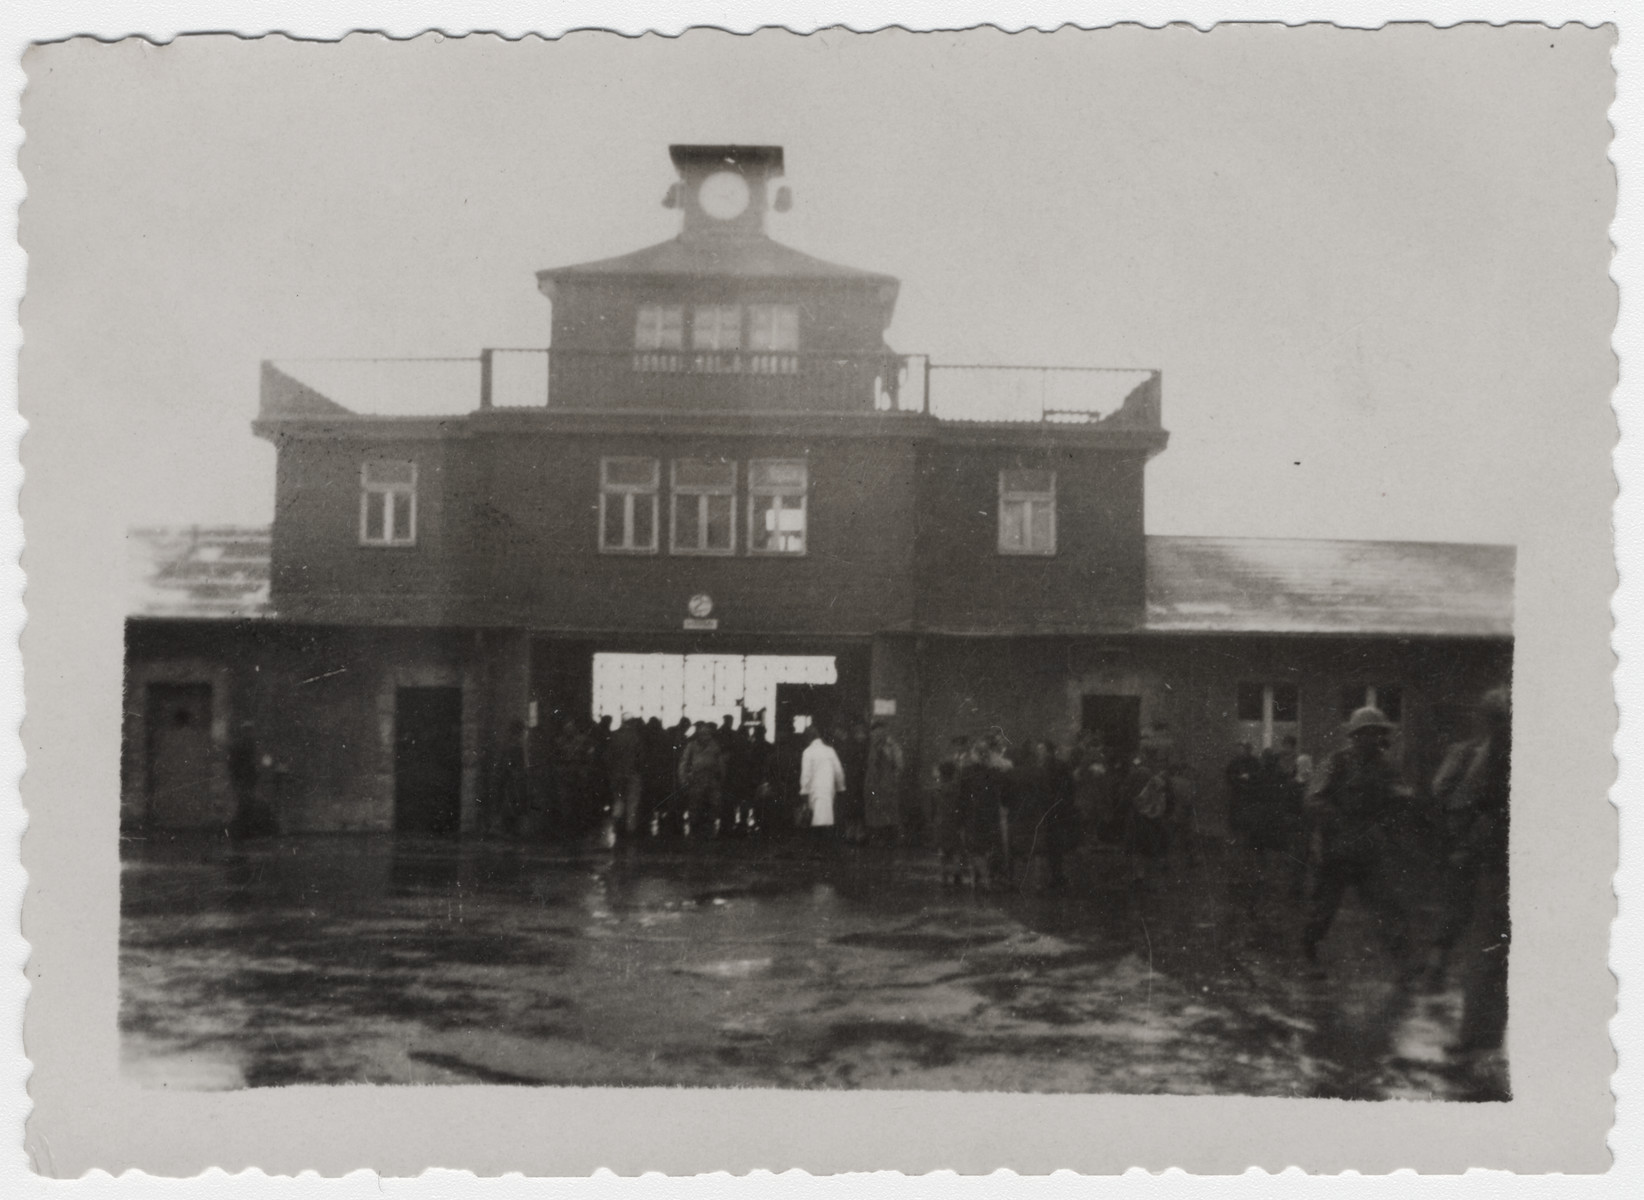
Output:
(15, 18), (1620, 1176)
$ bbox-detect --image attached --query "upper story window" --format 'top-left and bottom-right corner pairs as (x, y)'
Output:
(692, 305), (742, 350)
(634, 304), (684, 373)
(600, 457), (659, 554)
(748, 304), (799, 350)
(635, 304), (684, 350)
(998, 468), (1056, 555)
(360, 460), (417, 547)
(672, 458), (737, 555)
(748, 459), (808, 555)
(747, 304), (799, 375)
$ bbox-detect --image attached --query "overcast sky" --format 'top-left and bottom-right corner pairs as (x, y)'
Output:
(20, 24), (1615, 545)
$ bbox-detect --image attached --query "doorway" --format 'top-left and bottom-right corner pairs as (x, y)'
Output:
(394, 687), (463, 835)
(146, 682), (217, 829)
(1081, 693), (1142, 768)
(775, 682), (840, 738)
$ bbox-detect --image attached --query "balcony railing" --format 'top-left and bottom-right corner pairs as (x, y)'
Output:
(268, 351), (1159, 425)
(484, 348), (918, 414)
(483, 349), (1157, 422)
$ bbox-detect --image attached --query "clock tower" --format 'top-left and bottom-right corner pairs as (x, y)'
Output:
(666, 144), (786, 239)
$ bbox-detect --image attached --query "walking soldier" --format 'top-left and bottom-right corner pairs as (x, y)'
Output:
(1301, 706), (1417, 981)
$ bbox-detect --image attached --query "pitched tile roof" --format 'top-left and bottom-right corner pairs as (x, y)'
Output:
(537, 234), (897, 283)
(124, 527), (1515, 638)
(128, 526), (272, 619)
(1144, 536), (1514, 637)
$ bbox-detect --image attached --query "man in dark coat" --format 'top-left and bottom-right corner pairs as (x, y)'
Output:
(605, 716), (645, 842)
(1427, 686), (1512, 1059)
(1301, 707), (1417, 980)
(677, 722), (727, 837)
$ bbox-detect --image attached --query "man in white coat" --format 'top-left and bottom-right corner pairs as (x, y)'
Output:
(799, 727), (847, 847)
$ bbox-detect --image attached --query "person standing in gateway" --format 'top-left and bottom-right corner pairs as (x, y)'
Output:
(799, 727), (848, 850)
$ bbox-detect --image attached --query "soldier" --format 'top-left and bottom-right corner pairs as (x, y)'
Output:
(1427, 686), (1512, 1058)
(1301, 706), (1417, 982)
(677, 722), (727, 838)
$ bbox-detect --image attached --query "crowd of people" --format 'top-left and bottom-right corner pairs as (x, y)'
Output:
(479, 711), (911, 847)
(482, 688), (1511, 1061)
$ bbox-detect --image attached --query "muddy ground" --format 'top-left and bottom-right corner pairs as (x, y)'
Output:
(120, 833), (1507, 1098)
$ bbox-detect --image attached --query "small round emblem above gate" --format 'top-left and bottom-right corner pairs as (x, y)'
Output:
(687, 593), (714, 619)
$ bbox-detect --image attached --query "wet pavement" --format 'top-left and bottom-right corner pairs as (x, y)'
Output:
(120, 833), (1508, 1098)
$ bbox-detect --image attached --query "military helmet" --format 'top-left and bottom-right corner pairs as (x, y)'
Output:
(1345, 706), (1395, 734)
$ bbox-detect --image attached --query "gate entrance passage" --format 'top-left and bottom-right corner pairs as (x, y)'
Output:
(591, 653), (837, 730)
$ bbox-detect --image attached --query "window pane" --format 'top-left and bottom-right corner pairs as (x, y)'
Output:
(675, 495), (702, 548)
(773, 306), (799, 350)
(1030, 501), (1053, 551)
(1378, 686), (1403, 723)
(999, 500), (1026, 550)
(750, 459), (806, 490)
(1272, 684), (1299, 723)
(1001, 469), (1054, 496)
(751, 495), (776, 552)
(604, 457), (657, 489)
(705, 495), (733, 550)
(1341, 685), (1367, 721)
(636, 305), (684, 350)
(603, 496), (626, 547)
(753, 495), (804, 553)
(364, 493), (386, 541)
(675, 459), (735, 489)
(1236, 683), (1265, 722)
(391, 492), (414, 541)
(692, 305), (741, 351)
(632, 495), (655, 548)
(749, 304), (799, 351)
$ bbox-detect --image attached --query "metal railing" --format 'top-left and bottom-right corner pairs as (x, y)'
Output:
(271, 351), (1159, 424)
(484, 348), (926, 413)
(926, 364), (1160, 424)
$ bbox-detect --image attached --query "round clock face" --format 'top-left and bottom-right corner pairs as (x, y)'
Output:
(698, 171), (750, 220)
(688, 593), (714, 619)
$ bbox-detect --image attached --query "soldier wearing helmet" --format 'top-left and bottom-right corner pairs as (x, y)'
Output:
(1300, 705), (1417, 980)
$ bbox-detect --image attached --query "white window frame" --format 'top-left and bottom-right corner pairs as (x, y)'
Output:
(634, 304), (684, 350)
(747, 304), (799, 351)
(359, 460), (418, 547)
(747, 458), (809, 556)
(634, 303), (685, 373)
(670, 459), (737, 556)
(1237, 681), (1300, 750)
(746, 304), (800, 375)
(599, 457), (660, 554)
(997, 469), (1057, 556)
(691, 304), (742, 351)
